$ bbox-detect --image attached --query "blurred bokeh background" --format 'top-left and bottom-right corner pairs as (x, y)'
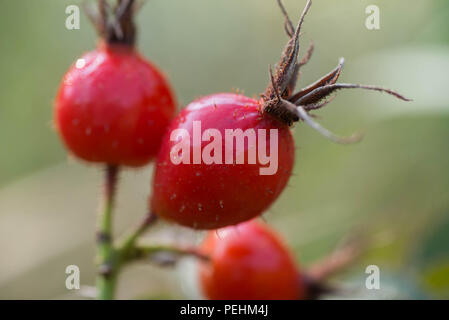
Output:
(1, 0), (448, 299)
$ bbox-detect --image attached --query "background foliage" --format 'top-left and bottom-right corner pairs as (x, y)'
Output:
(0, 0), (448, 299)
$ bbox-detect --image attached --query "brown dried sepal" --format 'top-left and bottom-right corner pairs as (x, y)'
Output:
(83, 0), (141, 46)
(262, 0), (411, 130)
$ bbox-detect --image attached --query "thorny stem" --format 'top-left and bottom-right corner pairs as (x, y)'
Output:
(96, 164), (119, 300)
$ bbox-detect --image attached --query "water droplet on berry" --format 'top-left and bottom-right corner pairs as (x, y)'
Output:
(75, 58), (86, 69)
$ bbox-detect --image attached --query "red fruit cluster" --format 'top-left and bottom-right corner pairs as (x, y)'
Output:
(54, 0), (408, 301)
(55, 0), (406, 231)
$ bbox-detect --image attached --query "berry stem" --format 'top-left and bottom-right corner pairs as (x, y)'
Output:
(96, 164), (120, 300)
(123, 244), (209, 265)
(95, 175), (161, 299)
(307, 233), (364, 281)
(119, 212), (158, 258)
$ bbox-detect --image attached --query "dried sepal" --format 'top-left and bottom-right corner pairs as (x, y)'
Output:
(98, 0), (109, 37)
(263, 0), (312, 102)
(296, 105), (363, 144)
(276, 0), (295, 37)
(294, 83), (412, 106)
(304, 94), (336, 111)
(81, 0), (142, 46)
(286, 41), (314, 97)
(262, 0), (411, 138)
(108, 0), (136, 45)
(289, 57), (344, 103)
(264, 66), (299, 125)
(298, 41), (314, 68)
(268, 64), (360, 144)
(132, 0), (147, 13)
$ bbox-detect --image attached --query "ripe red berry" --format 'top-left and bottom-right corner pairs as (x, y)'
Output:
(55, 43), (176, 166)
(198, 220), (304, 300)
(150, 0), (408, 229)
(150, 93), (295, 229)
(54, 2), (176, 167)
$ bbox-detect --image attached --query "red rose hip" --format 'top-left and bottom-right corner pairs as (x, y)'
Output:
(150, 93), (295, 229)
(54, 1), (176, 167)
(198, 220), (304, 300)
(150, 0), (409, 229)
(55, 43), (175, 166)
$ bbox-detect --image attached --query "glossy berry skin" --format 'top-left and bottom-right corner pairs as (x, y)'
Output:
(55, 43), (176, 167)
(150, 93), (295, 229)
(198, 220), (304, 300)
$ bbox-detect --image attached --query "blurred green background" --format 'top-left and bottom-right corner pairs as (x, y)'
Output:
(1, 0), (449, 299)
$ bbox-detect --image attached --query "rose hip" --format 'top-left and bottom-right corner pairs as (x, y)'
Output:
(150, 93), (294, 229)
(198, 220), (304, 300)
(150, 0), (409, 229)
(54, 1), (176, 167)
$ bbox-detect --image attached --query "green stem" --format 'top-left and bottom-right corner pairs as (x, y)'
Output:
(125, 244), (209, 264)
(119, 212), (158, 259)
(95, 168), (161, 299)
(96, 164), (119, 300)
(96, 272), (118, 300)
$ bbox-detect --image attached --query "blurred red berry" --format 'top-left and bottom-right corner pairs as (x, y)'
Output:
(198, 220), (304, 300)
